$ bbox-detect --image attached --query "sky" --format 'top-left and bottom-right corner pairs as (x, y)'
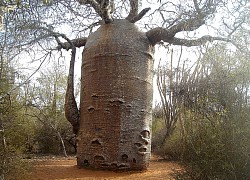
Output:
(11, 0), (236, 107)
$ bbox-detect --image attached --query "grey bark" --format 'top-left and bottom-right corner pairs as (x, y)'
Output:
(64, 47), (80, 135)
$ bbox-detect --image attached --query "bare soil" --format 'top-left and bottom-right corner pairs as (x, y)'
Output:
(30, 155), (182, 180)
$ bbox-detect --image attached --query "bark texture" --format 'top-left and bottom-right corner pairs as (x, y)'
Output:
(77, 19), (154, 170)
(65, 48), (80, 135)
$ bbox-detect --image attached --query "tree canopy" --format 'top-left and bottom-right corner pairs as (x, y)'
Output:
(0, 0), (249, 57)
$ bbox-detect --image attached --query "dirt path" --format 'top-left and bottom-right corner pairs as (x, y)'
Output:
(30, 156), (182, 180)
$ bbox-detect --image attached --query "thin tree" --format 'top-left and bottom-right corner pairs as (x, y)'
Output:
(156, 48), (184, 145)
(26, 61), (71, 157)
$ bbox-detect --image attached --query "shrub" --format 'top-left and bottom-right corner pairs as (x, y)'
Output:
(0, 146), (30, 180)
(155, 109), (250, 180)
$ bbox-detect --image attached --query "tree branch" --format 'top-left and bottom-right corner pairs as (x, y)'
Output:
(168, 36), (231, 47)
(168, 16), (205, 35)
(21, 23), (87, 50)
(146, 26), (233, 47)
(193, 0), (201, 14)
(77, 0), (103, 18)
(56, 37), (88, 50)
(146, 15), (207, 45)
(126, 0), (139, 22)
(146, 0), (218, 45)
(100, 0), (114, 23)
(51, 33), (81, 134)
(125, 0), (150, 23)
(77, 0), (113, 23)
(129, 8), (151, 23)
(146, 27), (171, 45)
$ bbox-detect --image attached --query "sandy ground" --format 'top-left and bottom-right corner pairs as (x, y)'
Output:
(30, 155), (182, 180)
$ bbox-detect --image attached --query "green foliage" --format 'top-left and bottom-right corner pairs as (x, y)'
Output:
(176, 110), (250, 180)
(151, 117), (165, 150)
(0, 59), (31, 179)
(25, 61), (76, 155)
(0, 150), (30, 180)
(0, 57), (79, 178)
(154, 44), (250, 180)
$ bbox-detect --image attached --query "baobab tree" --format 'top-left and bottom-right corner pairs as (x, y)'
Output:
(62, 0), (246, 171)
(2, 0), (248, 171)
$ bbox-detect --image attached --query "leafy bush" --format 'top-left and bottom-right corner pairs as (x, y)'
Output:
(154, 44), (250, 179)
(0, 150), (30, 180)
(154, 108), (250, 179)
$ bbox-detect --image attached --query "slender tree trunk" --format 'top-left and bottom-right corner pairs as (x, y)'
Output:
(57, 131), (67, 157)
(65, 48), (79, 135)
(161, 129), (172, 147)
(46, 119), (68, 157)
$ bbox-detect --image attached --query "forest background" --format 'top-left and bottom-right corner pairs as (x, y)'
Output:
(0, 0), (250, 179)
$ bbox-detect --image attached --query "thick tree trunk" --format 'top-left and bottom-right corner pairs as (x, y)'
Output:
(77, 19), (154, 170)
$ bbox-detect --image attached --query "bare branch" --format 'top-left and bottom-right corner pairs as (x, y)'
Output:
(126, 0), (139, 22)
(77, 0), (113, 23)
(146, 0), (219, 45)
(39, 30), (81, 134)
(146, 27), (171, 45)
(146, 14), (206, 45)
(51, 33), (81, 135)
(56, 37), (88, 50)
(100, 0), (114, 23)
(168, 16), (206, 35)
(223, 20), (245, 37)
(77, 0), (103, 18)
(146, 26), (233, 47)
(193, 0), (201, 13)
(125, 1), (150, 23)
(5, 53), (48, 97)
(129, 8), (151, 23)
(168, 36), (231, 47)
(18, 23), (87, 50)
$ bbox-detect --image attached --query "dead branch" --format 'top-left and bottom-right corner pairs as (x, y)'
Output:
(129, 8), (151, 23)
(126, 0), (139, 22)
(126, 0), (150, 23)
(146, 0), (218, 45)
(168, 36), (231, 47)
(77, 0), (114, 23)
(56, 37), (88, 50)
